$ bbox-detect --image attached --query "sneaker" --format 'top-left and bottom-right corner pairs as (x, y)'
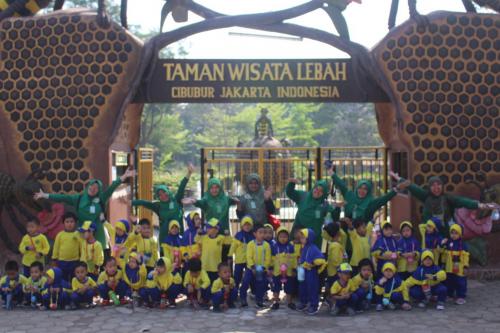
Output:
(456, 298), (466, 305)
(362, 300), (370, 311)
(64, 305), (71, 311)
(296, 303), (307, 312)
(436, 302), (445, 310)
(287, 303), (296, 310)
(212, 306), (222, 313)
(306, 307), (319, 316)
(101, 299), (110, 307)
(418, 302), (426, 308)
(346, 307), (356, 316)
(271, 302), (279, 310)
(240, 300), (248, 308)
(255, 302), (265, 309)
(70, 303), (77, 310)
(402, 303), (412, 311)
(330, 306), (340, 316)
(168, 299), (177, 308)
(387, 302), (396, 310)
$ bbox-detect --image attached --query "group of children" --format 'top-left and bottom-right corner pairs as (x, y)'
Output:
(1, 208), (470, 316)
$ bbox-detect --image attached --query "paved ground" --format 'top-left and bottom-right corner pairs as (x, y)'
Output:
(1, 280), (499, 333)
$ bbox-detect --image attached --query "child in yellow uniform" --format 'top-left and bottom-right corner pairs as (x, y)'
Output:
(181, 212), (203, 268)
(70, 262), (97, 309)
(418, 218), (443, 264)
(195, 218), (231, 282)
(42, 267), (71, 310)
(345, 218), (373, 273)
(442, 224), (469, 305)
(270, 226), (296, 310)
(97, 257), (127, 306)
(107, 219), (131, 269)
(211, 262), (237, 312)
(240, 224), (272, 308)
(52, 212), (81, 281)
(122, 252), (148, 304)
(351, 258), (375, 312)
(1, 261), (28, 310)
(19, 218), (50, 277)
(228, 216), (254, 290)
(396, 221), (420, 280)
(330, 263), (357, 316)
(79, 221), (104, 280)
(183, 258), (211, 308)
(160, 220), (183, 274)
(125, 218), (159, 272)
(323, 222), (348, 300)
(145, 257), (182, 308)
(23, 261), (47, 308)
(374, 262), (411, 311)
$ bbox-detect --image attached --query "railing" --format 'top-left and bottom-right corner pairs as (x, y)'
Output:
(200, 146), (389, 230)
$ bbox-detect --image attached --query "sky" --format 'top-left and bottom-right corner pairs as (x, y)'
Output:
(125, 0), (478, 59)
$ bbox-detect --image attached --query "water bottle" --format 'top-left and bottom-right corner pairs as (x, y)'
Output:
(5, 293), (12, 310)
(366, 292), (372, 301)
(492, 209), (500, 221)
(160, 293), (167, 309)
(255, 265), (264, 282)
(132, 290), (140, 309)
(297, 265), (305, 282)
(31, 294), (37, 307)
(382, 297), (390, 306)
(108, 290), (120, 306)
(280, 263), (288, 284)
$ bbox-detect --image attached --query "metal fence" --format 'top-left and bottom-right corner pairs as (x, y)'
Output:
(200, 146), (389, 231)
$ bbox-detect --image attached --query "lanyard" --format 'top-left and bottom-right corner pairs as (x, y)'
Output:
(387, 278), (395, 295)
(85, 242), (95, 262)
(29, 235), (37, 252)
(383, 237), (396, 251)
(255, 242), (266, 265)
(142, 237), (150, 253)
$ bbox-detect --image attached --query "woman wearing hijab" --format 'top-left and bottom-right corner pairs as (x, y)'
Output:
(236, 173), (276, 227)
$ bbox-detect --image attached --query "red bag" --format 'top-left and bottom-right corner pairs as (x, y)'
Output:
(267, 213), (281, 230)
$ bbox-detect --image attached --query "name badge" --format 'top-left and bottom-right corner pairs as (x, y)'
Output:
(315, 210), (321, 219)
(169, 202), (174, 210)
(89, 205), (96, 214)
(250, 201), (257, 209)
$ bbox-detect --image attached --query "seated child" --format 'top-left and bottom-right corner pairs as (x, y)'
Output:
(397, 221), (420, 280)
(19, 218), (50, 277)
(52, 212), (81, 282)
(239, 224), (271, 308)
(211, 262), (237, 312)
(160, 220), (183, 274)
(183, 258), (211, 308)
(97, 257), (127, 306)
(145, 257), (182, 308)
(351, 258), (375, 312)
(345, 218), (373, 273)
(42, 267), (71, 310)
(181, 212), (203, 270)
(228, 216), (255, 290)
(71, 261), (97, 309)
(79, 221), (104, 280)
(323, 222), (348, 300)
(374, 262), (411, 311)
(195, 218), (228, 282)
(419, 218), (443, 264)
(297, 228), (327, 316)
(406, 250), (447, 310)
(108, 219), (131, 269)
(125, 218), (159, 272)
(330, 263), (357, 316)
(270, 226), (296, 310)
(1, 261), (28, 310)
(23, 261), (47, 308)
(371, 221), (399, 278)
(442, 224), (469, 305)
(123, 252), (148, 305)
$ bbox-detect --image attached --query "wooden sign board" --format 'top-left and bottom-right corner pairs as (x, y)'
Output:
(133, 59), (390, 103)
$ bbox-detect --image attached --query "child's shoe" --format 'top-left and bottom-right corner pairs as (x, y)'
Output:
(376, 304), (384, 311)
(436, 302), (445, 310)
(212, 305), (222, 313)
(69, 302), (77, 310)
(306, 306), (319, 316)
(387, 302), (396, 310)
(418, 302), (426, 308)
(271, 302), (279, 310)
(287, 302), (296, 310)
(255, 302), (265, 309)
(456, 298), (466, 305)
(362, 300), (370, 310)
(228, 302), (236, 309)
(330, 305), (340, 316)
(401, 302), (412, 311)
(64, 305), (71, 310)
(168, 299), (177, 308)
(101, 299), (110, 306)
(240, 299), (248, 307)
(346, 307), (356, 316)
(296, 303), (307, 312)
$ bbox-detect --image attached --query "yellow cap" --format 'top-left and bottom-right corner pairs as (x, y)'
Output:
(450, 224), (462, 237)
(79, 221), (96, 232)
(207, 218), (220, 228)
(128, 252), (141, 264)
(46, 269), (55, 280)
(421, 250), (434, 262)
(241, 216), (254, 227)
(300, 228), (309, 239)
(400, 221), (413, 231)
(169, 220), (181, 231)
(426, 219), (436, 230)
(338, 262), (353, 273)
(381, 220), (392, 229)
(264, 223), (273, 230)
(276, 226), (289, 235)
(382, 262), (396, 273)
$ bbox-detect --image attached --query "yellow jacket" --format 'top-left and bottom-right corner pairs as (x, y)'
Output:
(351, 273), (374, 291)
(52, 231), (81, 261)
(347, 222), (373, 267)
(246, 240), (272, 269)
(195, 234), (229, 272)
(19, 233), (50, 267)
(23, 276), (47, 294)
(405, 266), (446, 288)
(183, 270), (211, 290)
(97, 270), (124, 286)
(71, 277), (97, 292)
(326, 241), (347, 277)
(211, 277), (235, 294)
(80, 240), (104, 275)
(125, 234), (159, 268)
(146, 271), (182, 291)
(443, 246), (469, 277)
(123, 264), (148, 290)
(374, 276), (409, 302)
(330, 279), (357, 296)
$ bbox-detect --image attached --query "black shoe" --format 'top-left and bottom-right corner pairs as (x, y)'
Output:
(271, 302), (280, 310)
(228, 303), (236, 309)
(212, 306), (222, 313)
(240, 300), (248, 308)
(255, 302), (265, 309)
(287, 303), (296, 310)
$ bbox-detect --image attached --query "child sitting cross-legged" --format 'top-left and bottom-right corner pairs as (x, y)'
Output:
(330, 263), (357, 316)
(350, 258), (375, 312)
(23, 261), (46, 309)
(70, 261), (97, 309)
(211, 262), (237, 312)
(97, 257), (127, 306)
(183, 258), (211, 309)
(145, 257), (182, 309)
(374, 262), (411, 311)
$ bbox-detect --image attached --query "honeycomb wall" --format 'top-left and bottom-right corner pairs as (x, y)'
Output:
(0, 10), (143, 193)
(373, 12), (499, 194)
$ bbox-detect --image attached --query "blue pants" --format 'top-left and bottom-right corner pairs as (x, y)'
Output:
(146, 284), (181, 303)
(410, 284), (447, 303)
(25, 292), (43, 305)
(271, 276), (295, 295)
(299, 269), (320, 311)
(446, 274), (467, 298)
(98, 280), (128, 300)
(375, 292), (404, 305)
(240, 269), (268, 303)
(57, 260), (78, 282)
(207, 271), (219, 283)
(124, 286), (148, 301)
(23, 265), (31, 278)
(212, 287), (237, 308)
(184, 287), (211, 302)
(335, 293), (359, 309)
(234, 263), (246, 288)
(1, 284), (24, 306)
(71, 289), (95, 307)
(352, 287), (371, 309)
(42, 291), (70, 309)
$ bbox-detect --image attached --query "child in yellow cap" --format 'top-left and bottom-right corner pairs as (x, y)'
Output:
(123, 252), (148, 306)
(371, 221), (398, 278)
(145, 257), (182, 308)
(270, 226), (296, 310)
(397, 221), (420, 280)
(228, 216), (255, 292)
(418, 218), (443, 264)
(79, 221), (104, 280)
(442, 224), (469, 305)
(406, 250), (447, 310)
(108, 219), (131, 269)
(330, 263), (357, 316)
(160, 220), (183, 274)
(374, 262), (411, 311)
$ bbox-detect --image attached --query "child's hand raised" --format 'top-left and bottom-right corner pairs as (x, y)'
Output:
(379, 277), (387, 285)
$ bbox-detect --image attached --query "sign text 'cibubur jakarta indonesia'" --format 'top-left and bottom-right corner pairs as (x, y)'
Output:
(133, 59), (389, 103)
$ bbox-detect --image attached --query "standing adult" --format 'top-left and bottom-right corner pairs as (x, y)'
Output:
(132, 164), (193, 243)
(236, 173), (276, 227)
(390, 172), (495, 237)
(286, 178), (339, 248)
(34, 168), (135, 248)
